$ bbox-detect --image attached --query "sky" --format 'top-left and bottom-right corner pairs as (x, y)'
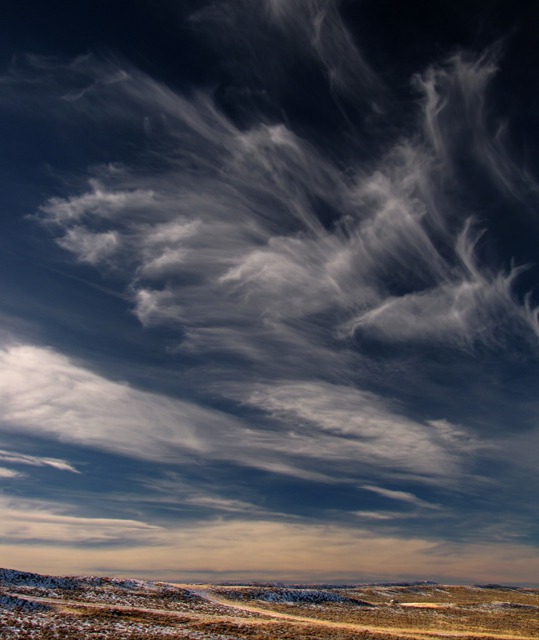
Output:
(0, 0), (539, 585)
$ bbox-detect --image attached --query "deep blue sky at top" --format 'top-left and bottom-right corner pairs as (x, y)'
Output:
(0, 0), (539, 583)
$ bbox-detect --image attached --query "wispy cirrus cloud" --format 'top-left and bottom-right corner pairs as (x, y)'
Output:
(0, 449), (79, 474)
(0, 342), (232, 463)
(413, 48), (536, 202)
(237, 381), (470, 479)
(0, 495), (162, 545)
(0, 342), (468, 486)
(255, 0), (381, 96)
(360, 485), (439, 510)
(23, 49), (537, 368)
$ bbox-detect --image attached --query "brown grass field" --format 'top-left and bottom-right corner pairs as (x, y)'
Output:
(1, 570), (538, 639)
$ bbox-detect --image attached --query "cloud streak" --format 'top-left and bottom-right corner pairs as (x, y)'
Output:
(0, 496), (162, 545)
(0, 449), (79, 474)
(361, 485), (439, 510)
(0, 342), (469, 485)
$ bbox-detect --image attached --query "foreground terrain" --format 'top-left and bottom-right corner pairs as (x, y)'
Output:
(0, 569), (538, 639)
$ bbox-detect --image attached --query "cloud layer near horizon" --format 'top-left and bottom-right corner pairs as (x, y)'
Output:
(2, 493), (539, 585)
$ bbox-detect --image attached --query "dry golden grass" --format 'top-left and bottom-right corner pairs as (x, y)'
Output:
(1, 579), (538, 639)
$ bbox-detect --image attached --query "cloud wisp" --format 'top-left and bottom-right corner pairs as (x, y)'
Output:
(0, 495), (162, 546)
(0, 449), (79, 474)
(0, 342), (469, 486)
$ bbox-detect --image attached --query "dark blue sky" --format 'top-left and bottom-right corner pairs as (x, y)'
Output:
(0, 0), (539, 584)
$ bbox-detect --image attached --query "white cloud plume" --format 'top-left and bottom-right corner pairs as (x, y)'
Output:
(0, 343), (473, 484)
(415, 51), (499, 166)
(29, 51), (537, 364)
(40, 179), (156, 225)
(0, 449), (79, 473)
(353, 511), (401, 521)
(361, 485), (439, 510)
(239, 381), (469, 478)
(0, 343), (226, 462)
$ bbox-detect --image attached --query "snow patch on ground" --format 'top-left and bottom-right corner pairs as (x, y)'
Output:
(252, 588), (368, 605)
(0, 568), (161, 591)
(0, 594), (49, 612)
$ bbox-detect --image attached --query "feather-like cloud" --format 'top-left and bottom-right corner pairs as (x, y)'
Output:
(0, 343), (469, 485)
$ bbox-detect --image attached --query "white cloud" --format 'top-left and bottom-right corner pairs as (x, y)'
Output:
(0, 467), (22, 479)
(0, 343), (223, 462)
(0, 495), (162, 545)
(239, 381), (469, 478)
(342, 217), (538, 347)
(414, 48), (538, 203)
(57, 227), (119, 265)
(0, 343), (475, 485)
(353, 511), (400, 520)
(193, 0), (380, 105)
(264, 0), (381, 96)
(415, 51), (498, 164)
(40, 179), (156, 224)
(133, 288), (185, 327)
(0, 449), (79, 473)
(28, 52), (538, 369)
(361, 485), (439, 510)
